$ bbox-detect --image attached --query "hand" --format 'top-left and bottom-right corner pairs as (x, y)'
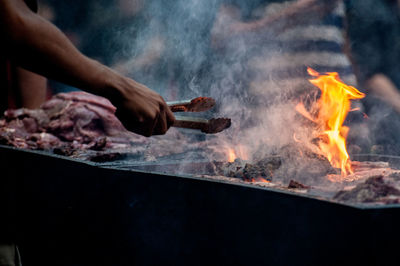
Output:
(367, 74), (400, 115)
(113, 78), (175, 137)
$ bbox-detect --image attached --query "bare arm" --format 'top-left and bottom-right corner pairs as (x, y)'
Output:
(14, 67), (47, 109)
(366, 74), (400, 114)
(0, 0), (174, 136)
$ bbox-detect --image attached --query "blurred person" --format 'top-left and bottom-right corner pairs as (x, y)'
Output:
(346, 0), (400, 106)
(206, 0), (373, 158)
(210, 0), (358, 122)
(346, 0), (400, 154)
(0, 1), (175, 265)
(212, 0), (357, 96)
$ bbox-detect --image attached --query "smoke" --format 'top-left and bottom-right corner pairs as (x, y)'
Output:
(91, 1), (333, 165)
(53, 0), (399, 185)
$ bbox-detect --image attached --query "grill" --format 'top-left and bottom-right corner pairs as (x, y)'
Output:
(2, 144), (400, 266)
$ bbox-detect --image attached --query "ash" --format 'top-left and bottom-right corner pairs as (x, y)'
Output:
(216, 157), (281, 182)
(212, 143), (400, 205)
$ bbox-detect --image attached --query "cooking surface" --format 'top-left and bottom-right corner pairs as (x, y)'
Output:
(4, 144), (400, 208)
(2, 144), (400, 266)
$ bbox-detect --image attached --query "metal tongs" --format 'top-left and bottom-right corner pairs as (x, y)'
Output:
(167, 97), (231, 134)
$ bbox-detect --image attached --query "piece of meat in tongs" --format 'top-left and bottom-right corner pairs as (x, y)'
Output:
(167, 97), (231, 134)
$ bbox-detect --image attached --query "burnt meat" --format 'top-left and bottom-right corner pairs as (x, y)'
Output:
(217, 157), (281, 182)
(334, 175), (400, 203)
(288, 180), (310, 189)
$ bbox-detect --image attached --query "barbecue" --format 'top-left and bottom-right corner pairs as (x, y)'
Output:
(2, 69), (400, 265)
(4, 145), (400, 266)
(2, 70), (400, 204)
(2, 0), (399, 265)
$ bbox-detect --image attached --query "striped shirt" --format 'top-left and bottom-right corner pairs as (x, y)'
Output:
(247, 0), (357, 103)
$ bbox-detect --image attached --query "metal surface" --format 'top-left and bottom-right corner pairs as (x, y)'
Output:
(168, 97), (231, 134)
(173, 116), (231, 134)
(1, 145), (400, 266)
(167, 97), (216, 112)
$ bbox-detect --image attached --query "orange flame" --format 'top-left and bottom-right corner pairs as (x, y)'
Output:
(250, 177), (271, 183)
(227, 148), (236, 162)
(297, 68), (365, 176)
(226, 145), (249, 162)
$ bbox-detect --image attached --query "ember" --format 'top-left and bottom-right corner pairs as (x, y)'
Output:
(296, 68), (365, 177)
(288, 180), (310, 189)
(225, 145), (249, 163)
(227, 148), (236, 163)
(2, 82), (400, 206)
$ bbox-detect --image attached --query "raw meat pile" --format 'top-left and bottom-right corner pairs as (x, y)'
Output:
(0, 92), (143, 153)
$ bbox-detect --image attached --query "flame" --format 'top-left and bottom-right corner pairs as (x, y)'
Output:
(297, 68), (365, 176)
(227, 148), (236, 162)
(226, 145), (249, 162)
(250, 177), (271, 183)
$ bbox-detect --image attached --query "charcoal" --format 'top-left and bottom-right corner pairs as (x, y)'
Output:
(334, 175), (400, 203)
(217, 157), (281, 182)
(53, 146), (77, 157)
(273, 143), (338, 184)
(216, 159), (246, 178)
(288, 180), (310, 189)
(87, 152), (125, 162)
(243, 157), (281, 181)
(89, 137), (108, 151)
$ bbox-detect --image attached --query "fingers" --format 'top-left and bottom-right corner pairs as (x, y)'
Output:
(152, 112), (167, 136)
(147, 111), (161, 137)
(152, 102), (175, 135)
(114, 79), (175, 137)
(124, 103), (173, 137)
(165, 104), (176, 127)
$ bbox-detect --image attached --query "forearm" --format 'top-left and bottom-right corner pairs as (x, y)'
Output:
(15, 67), (47, 109)
(366, 74), (400, 114)
(1, 0), (124, 101)
(1, 0), (174, 136)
